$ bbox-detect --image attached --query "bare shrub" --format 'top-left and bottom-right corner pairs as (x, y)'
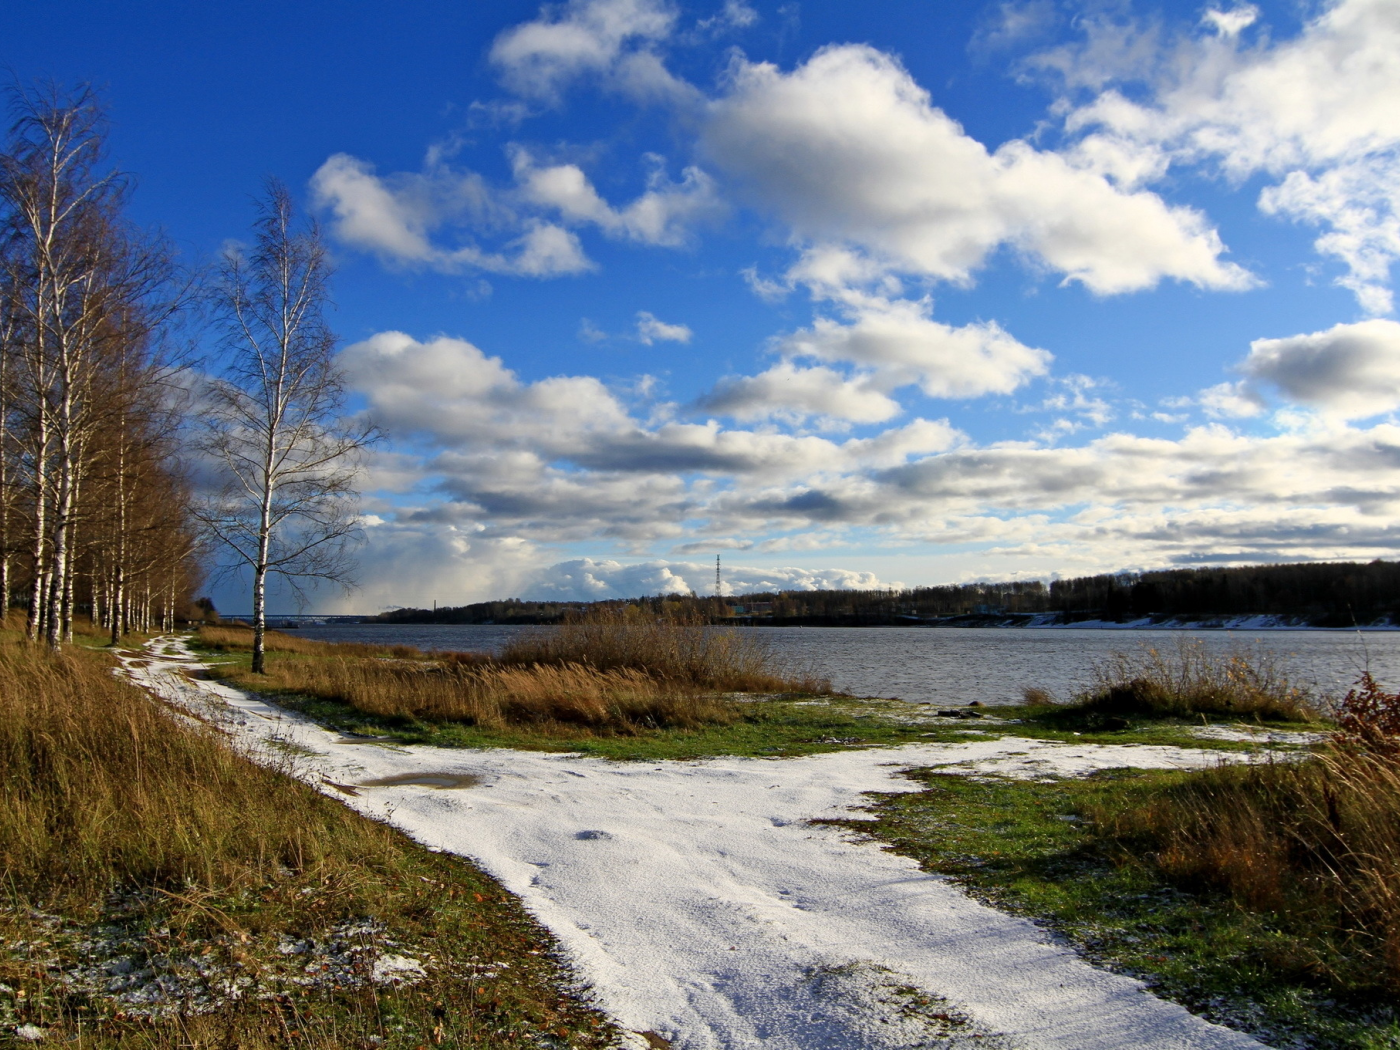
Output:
(1094, 748), (1400, 989)
(1335, 672), (1400, 754)
(499, 605), (827, 693)
(1020, 686), (1057, 706)
(1072, 639), (1319, 722)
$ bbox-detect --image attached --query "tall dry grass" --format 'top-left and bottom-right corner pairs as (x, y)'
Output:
(205, 609), (824, 734)
(1071, 638), (1320, 722)
(499, 605), (825, 692)
(1095, 747), (1400, 989)
(234, 655), (742, 733)
(196, 623), (421, 660)
(0, 642), (402, 906)
(1094, 674), (1400, 990)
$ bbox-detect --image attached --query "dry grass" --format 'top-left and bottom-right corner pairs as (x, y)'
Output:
(204, 609), (825, 736)
(0, 628), (613, 1047)
(197, 624), (421, 660)
(1095, 746), (1400, 990)
(237, 654), (743, 733)
(1069, 638), (1321, 722)
(0, 642), (397, 903)
(499, 605), (827, 693)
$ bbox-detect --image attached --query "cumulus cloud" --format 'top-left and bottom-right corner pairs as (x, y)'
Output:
(1240, 319), (1400, 418)
(325, 328), (1400, 610)
(313, 144), (723, 273)
(698, 361), (901, 426)
(1059, 0), (1400, 311)
(311, 153), (592, 276)
(770, 295), (1051, 401)
(517, 557), (892, 600)
(635, 311), (692, 344)
(512, 149), (723, 246)
(1198, 380), (1265, 420)
(489, 0), (698, 105)
(704, 44), (1252, 295)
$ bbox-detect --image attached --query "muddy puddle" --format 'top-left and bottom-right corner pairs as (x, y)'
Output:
(360, 772), (482, 790)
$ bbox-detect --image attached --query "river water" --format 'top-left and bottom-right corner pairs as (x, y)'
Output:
(288, 623), (1400, 707)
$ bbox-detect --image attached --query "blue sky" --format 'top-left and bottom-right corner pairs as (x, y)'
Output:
(9, 0), (1400, 610)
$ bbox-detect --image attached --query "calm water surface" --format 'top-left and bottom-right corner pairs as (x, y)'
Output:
(290, 623), (1400, 707)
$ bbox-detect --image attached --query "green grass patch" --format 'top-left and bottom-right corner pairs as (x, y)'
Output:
(839, 769), (1400, 1049)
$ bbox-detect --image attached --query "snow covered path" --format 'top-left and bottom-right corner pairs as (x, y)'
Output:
(125, 637), (1265, 1050)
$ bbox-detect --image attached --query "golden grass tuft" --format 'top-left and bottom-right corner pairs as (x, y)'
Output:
(244, 654), (742, 732)
(1094, 746), (1400, 989)
(498, 605), (827, 693)
(1069, 638), (1320, 722)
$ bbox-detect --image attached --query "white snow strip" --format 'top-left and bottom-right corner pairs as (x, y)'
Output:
(121, 638), (1266, 1050)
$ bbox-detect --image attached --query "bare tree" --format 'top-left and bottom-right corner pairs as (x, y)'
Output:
(198, 182), (375, 673)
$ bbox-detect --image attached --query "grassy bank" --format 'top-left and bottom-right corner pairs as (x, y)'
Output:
(193, 625), (1312, 760)
(0, 619), (616, 1048)
(844, 656), (1400, 1049)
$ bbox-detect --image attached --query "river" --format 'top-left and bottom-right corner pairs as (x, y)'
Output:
(286, 623), (1400, 707)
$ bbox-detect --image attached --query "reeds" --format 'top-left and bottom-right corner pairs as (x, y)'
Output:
(498, 605), (824, 693)
(206, 608), (825, 735)
(196, 624), (420, 660)
(244, 654), (742, 732)
(1070, 638), (1320, 722)
(1094, 745), (1400, 989)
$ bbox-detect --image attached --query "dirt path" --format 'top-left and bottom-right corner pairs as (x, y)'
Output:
(124, 637), (1265, 1050)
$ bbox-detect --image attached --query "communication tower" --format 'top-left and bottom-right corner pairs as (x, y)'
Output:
(716, 554), (721, 598)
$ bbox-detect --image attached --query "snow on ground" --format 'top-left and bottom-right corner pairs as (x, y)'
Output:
(123, 637), (1267, 1050)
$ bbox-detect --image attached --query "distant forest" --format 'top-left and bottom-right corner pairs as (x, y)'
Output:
(376, 559), (1400, 628)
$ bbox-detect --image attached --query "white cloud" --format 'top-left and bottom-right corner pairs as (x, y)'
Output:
(699, 361), (901, 425)
(697, 0), (758, 33)
(326, 328), (1400, 610)
(704, 44), (1251, 295)
(490, 0), (697, 105)
(512, 149), (723, 247)
(518, 558), (891, 600)
(1059, 0), (1400, 311)
(1200, 6), (1259, 39)
(1240, 319), (1400, 418)
(311, 153), (592, 276)
(776, 296), (1052, 400)
(1198, 380), (1265, 419)
(635, 311), (692, 344)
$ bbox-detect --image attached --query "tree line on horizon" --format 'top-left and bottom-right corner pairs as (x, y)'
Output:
(376, 559), (1400, 628)
(1, 84), (371, 660)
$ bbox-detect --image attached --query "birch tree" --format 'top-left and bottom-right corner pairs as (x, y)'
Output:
(198, 182), (375, 673)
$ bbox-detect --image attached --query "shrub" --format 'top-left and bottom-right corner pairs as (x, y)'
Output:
(1093, 747), (1400, 990)
(1335, 672), (1400, 754)
(1068, 639), (1319, 722)
(498, 605), (826, 693)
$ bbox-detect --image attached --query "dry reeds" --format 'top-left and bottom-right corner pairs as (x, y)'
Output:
(196, 624), (420, 660)
(1071, 638), (1320, 722)
(499, 605), (824, 693)
(0, 643), (401, 906)
(1095, 746), (1400, 989)
(237, 655), (742, 733)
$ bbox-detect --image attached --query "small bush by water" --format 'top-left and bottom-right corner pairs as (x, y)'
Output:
(1064, 638), (1320, 722)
